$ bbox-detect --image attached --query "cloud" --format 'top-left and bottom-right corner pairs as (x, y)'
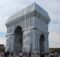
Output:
(0, 37), (6, 46)
(0, 17), (7, 32)
(49, 32), (60, 48)
(0, 32), (6, 46)
(49, 21), (60, 34)
(0, 32), (6, 37)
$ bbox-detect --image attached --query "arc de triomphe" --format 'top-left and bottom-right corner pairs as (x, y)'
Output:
(6, 3), (50, 56)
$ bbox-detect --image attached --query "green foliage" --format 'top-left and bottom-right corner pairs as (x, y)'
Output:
(49, 48), (60, 54)
(0, 48), (5, 52)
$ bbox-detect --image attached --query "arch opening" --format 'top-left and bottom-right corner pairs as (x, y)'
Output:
(14, 26), (23, 53)
(40, 34), (45, 54)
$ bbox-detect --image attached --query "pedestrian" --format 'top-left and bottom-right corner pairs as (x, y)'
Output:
(50, 54), (54, 57)
(4, 52), (6, 57)
(29, 52), (31, 57)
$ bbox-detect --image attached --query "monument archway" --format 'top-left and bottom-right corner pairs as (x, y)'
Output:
(14, 26), (23, 53)
(6, 3), (50, 56)
(40, 34), (45, 54)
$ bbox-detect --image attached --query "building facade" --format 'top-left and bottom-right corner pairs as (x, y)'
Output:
(6, 3), (50, 55)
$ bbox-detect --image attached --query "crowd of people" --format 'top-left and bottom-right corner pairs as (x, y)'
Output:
(0, 52), (23, 57)
(0, 52), (60, 57)
(0, 52), (31, 57)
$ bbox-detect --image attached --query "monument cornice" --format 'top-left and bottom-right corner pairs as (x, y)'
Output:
(6, 3), (50, 27)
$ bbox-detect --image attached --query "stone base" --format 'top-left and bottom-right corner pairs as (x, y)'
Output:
(31, 54), (40, 57)
(23, 53), (50, 57)
(31, 55), (50, 57)
(23, 54), (50, 57)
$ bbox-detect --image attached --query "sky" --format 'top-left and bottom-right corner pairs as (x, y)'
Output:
(0, 0), (60, 48)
